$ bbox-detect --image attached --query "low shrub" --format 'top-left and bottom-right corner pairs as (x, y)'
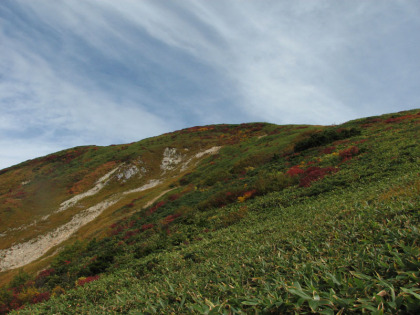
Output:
(339, 146), (360, 161)
(76, 276), (100, 287)
(299, 166), (339, 187)
(220, 206), (249, 227)
(294, 128), (360, 152)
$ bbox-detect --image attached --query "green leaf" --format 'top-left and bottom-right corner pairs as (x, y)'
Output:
(326, 272), (341, 286)
(241, 300), (260, 306)
(349, 271), (372, 280)
(401, 287), (420, 300)
(288, 288), (312, 300)
(308, 299), (320, 311)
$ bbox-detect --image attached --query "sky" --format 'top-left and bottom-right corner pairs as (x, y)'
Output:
(1, 0), (419, 170)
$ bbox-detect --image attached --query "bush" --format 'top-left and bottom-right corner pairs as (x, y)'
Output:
(294, 128), (361, 152)
(9, 270), (30, 290)
(299, 166), (339, 187)
(75, 276), (100, 287)
(339, 146), (360, 161)
(220, 206), (249, 227)
(254, 172), (296, 194)
(230, 153), (273, 174)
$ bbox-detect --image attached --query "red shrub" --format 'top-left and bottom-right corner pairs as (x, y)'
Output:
(169, 194), (180, 201)
(110, 225), (124, 236)
(355, 139), (368, 144)
(123, 229), (140, 240)
(13, 190), (26, 199)
(321, 146), (336, 154)
(286, 166), (304, 177)
(31, 292), (50, 304)
(339, 146), (359, 161)
(36, 268), (55, 279)
(141, 223), (154, 231)
(0, 304), (10, 314)
(149, 201), (166, 214)
(163, 213), (182, 224)
(299, 166), (338, 187)
(76, 275), (100, 287)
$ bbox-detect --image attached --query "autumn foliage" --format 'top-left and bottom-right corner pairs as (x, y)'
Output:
(339, 146), (359, 161)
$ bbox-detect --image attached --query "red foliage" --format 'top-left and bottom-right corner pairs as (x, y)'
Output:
(12, 190), (26, 199)
(109, 219), (138, 236)
(36, 268), (55, 279)
(141, 223), (154, 231)
(31, 292), (50, 304)
(286, 166), (304, 177)
(321, 146), (336, 154)
(243, 190), (256, 198)
(0, 304), (10, 314)
(299, 166), (339, 187)
(384, 114), (418, 124)
(163, 213), (182, 224)
(355, 139), (368, 144)
(110, 225), (125, 236)
(385, 118), (400, 123)
(169, 194), (180, 201)
(339, 146), (359, 161)
(123, 229), (140, 240)
(76, 275), (100, 287)
(269, 127), (285, 135)
(361, 118), (382, 128)
(149, 201), (166, 214)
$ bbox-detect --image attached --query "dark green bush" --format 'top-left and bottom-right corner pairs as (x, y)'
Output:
(294, 128), (361, 152)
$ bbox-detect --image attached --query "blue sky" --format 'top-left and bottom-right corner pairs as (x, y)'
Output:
(1, 0), (419, 169)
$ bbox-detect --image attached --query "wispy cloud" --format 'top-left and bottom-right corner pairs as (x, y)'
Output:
(1, 0), (419, 169)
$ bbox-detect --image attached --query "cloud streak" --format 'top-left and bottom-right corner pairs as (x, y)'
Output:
(1, 0), (419, 169)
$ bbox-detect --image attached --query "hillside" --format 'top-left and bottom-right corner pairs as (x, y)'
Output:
(0, 109), (419, 314)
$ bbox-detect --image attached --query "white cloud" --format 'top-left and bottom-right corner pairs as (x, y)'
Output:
(0, 138), (62, 170)
(1, 0), (419, 168)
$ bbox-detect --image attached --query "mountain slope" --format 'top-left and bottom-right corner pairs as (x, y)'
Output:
(0, 123), (302, 275)
(0, 109), (419, 314)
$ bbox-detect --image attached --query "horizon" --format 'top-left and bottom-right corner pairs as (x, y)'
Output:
(1, 107), (418, 171)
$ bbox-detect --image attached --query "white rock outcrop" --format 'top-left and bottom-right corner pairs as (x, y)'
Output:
(161, 148), (183, 171)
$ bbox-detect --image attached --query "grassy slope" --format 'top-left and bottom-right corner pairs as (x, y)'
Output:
(0, 123), (285, 283)
(1, 109), (419, 314)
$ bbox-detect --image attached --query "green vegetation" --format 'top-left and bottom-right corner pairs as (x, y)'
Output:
(0, 109), (419, 314)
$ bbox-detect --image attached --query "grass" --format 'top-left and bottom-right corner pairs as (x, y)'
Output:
(0, 109), (419, 314)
